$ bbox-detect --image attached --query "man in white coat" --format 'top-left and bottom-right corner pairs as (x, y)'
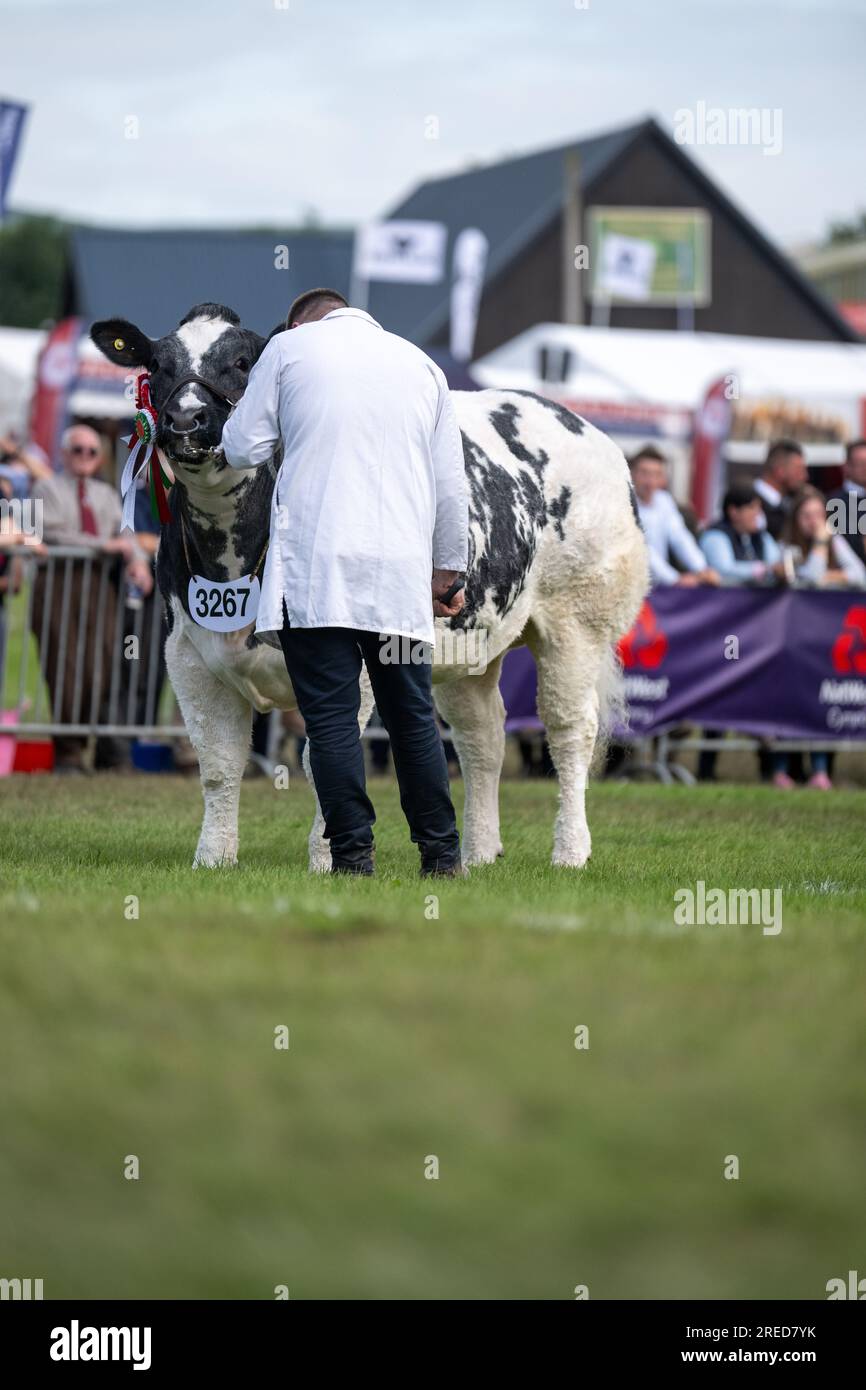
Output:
(221, 288), (468, 876)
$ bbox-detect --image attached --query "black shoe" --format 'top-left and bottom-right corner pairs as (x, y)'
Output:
(331, 846), (375, 876)
(420, 858), (465, 878)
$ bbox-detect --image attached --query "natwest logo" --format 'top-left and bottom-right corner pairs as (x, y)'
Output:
(831, 605), (866, 675)
(619, 600), (668, 670)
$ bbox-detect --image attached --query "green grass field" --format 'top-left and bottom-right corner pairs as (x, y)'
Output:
(1, 774), (864, 1300)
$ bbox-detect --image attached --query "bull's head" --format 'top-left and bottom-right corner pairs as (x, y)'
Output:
(91, 303), (267, 474)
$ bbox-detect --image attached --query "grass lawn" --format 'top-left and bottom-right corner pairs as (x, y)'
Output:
(0, 774), (864, 1300)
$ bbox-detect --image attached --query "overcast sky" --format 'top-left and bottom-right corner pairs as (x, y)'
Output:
(3, 0), (864, 247)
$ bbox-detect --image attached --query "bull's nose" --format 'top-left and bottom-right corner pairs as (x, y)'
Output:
(167, 407), (206, 435)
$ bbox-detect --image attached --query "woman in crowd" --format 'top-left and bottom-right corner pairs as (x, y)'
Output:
(771, 488), (866, 790)
(784, 486), (866, 590)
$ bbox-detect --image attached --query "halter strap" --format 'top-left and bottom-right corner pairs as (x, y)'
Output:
(159, 372), (243, 411)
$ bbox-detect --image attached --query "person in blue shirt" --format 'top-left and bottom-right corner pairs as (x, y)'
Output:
(700, 483), (785, 585)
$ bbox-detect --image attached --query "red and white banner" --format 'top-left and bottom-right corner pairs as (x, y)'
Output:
(28, 316), (83, 466)
(691, 375), (733, 523)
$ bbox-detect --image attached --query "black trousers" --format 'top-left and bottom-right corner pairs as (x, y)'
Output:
(278, 617), (460, 868)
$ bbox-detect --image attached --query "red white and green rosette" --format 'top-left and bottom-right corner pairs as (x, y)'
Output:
(120, 375), (172, 530)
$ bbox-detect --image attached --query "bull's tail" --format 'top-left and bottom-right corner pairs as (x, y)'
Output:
(591, 526), (648, 772)
(591, 642), (626, 773)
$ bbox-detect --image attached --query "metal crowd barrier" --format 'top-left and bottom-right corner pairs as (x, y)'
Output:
(6, 546), (860, 781)
(0, 545), (358, 771)
(1, 545), (183, 741)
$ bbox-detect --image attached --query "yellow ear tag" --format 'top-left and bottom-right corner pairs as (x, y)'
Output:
(114, 337), (125, 350)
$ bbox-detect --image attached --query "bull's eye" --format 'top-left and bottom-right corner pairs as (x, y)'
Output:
(234, 357), (250, 373)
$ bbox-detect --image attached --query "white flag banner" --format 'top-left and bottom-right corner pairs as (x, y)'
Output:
(596, 233), (657, 302)
(450, 228), (489, 362)
(354, 220), (447, 284)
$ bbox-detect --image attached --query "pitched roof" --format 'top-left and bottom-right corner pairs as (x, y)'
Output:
(65, 226), (354, 337)
(367, 115), (858, 346)
(366, 119), (645, 343)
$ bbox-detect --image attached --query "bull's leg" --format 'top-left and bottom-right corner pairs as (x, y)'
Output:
(433, 655), (505, 865)
(165, 626), (252, 867)
(301, 739), (329, 874)
(528, 622), (602, 868)
(302, 664), (376, 873)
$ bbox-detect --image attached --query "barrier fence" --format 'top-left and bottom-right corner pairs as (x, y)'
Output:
(3, 545), (865, 780)
(502, 586), (866, 783)
(0, 546), (180, 742)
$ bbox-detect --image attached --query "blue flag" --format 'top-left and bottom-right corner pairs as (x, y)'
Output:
(0, 100), (29, 221)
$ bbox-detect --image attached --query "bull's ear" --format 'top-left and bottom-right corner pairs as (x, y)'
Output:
(266, 322), (288, 343)
(243, 330), (268, 364)
(90, 318), (154, 368)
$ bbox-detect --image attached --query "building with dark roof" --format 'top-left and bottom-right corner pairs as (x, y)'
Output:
(368, 116), (857, 355)
(63, 116), (857, 354)
(63, 227), (354, 338)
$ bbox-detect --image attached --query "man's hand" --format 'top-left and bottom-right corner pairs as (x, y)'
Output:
(104, 535), (136, 561)
(678, 567), (720, 587)
(432, 568), (466, 618)
(126, 559), (154, 596)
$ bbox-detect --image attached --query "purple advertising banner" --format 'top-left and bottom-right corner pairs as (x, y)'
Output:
(499, 588), (866, 741)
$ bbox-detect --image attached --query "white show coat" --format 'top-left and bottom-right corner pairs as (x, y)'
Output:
(221, 308), (468, 645)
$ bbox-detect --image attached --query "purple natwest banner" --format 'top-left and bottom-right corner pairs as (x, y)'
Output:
(499, 589), (866, 741)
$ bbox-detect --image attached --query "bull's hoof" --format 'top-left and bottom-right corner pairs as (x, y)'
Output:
(551, 850), (591, 869)
(192, 850), (238, 869)
(462, 847), (501, 866)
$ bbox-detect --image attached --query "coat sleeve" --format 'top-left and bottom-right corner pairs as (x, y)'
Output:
(221, 339), (282, 469)
(430, 377), (469, 571)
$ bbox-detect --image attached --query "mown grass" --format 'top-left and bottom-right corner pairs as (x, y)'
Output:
(0, 775), (864, 1300)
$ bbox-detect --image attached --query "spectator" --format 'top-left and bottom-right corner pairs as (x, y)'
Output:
(825, 437), (866, 567)
(29, 423), (153, 772)
(700, 483), (785, 585)
(629, 446), (720, 587)
(784, 486), (866, 589)
(0, 429), (52, 501)
(694, 483), (785, 782)
(1, 479), (46, 693)
(754, 438), (808, 539)
(769, 488), (866, 791)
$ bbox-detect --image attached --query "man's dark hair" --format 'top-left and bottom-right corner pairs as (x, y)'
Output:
(286, 287), (348, 328)
(722, 482), (759, 516)
(628, 444), (667, 470)
(845, 437), (866, 463)
(765, 438), (804, 469)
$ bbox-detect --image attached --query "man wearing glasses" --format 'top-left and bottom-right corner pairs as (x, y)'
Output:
(30, 423), (153, 771)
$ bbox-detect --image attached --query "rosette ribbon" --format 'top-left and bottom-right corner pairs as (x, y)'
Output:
(120, 374), (172, 531)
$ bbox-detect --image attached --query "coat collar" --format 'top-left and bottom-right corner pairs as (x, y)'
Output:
(321, 307), (382, 328)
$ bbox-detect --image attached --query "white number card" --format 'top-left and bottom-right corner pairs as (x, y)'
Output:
(188, 574), (260, 632)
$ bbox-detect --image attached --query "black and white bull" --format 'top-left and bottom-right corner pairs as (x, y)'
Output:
(92, 304), (648, 870)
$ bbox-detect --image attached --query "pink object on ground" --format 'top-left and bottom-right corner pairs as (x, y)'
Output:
(0, 710), (18, 776)
(0, 712), (55, 775)
(772, 771), (796, 790)
(807, 772), (833, 790)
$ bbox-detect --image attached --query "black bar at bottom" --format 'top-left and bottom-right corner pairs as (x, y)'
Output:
(1, 1299), (861, 1373)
